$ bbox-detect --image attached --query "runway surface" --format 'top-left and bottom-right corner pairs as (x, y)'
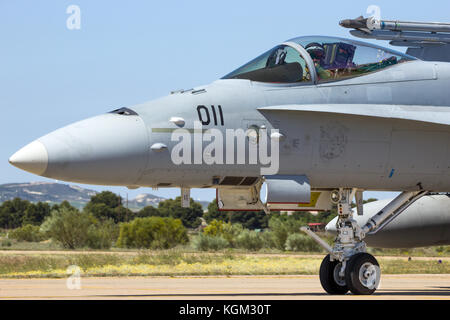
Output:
(0, 274), (449, 300)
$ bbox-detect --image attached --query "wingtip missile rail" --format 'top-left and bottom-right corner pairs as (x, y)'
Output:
(340, 16), (450, 34)
(340, 16), (450, 53)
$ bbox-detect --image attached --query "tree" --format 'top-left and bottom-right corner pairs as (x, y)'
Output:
(0, 198), (30, 229)
(204, 199), (269, 230)
(41, 206), (94, 249)
(204, 200), (229, 222)
(87, 191), (121, 208)
(83, 191), (132, 223)
(229, 211), (269, 230)
(157, 197), (203, 228)
(22, 202), (51, 226)
(113, 205), (133, 222)
(0, 199), (79, 229)
(51, 200), (78, 212)
(136, 206), (161, 218)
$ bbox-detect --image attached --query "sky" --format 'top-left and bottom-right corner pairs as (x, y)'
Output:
(1, 0), (449, 202)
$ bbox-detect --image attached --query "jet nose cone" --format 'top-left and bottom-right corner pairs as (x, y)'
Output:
(9, 140), (49, 176)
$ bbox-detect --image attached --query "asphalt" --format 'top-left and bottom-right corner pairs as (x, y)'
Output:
(0, 274), (449, 300)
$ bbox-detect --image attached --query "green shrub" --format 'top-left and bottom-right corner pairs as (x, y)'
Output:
(40, 207), (95, 249)
(259, 231), (277, 249)
(221, 223), (244, 246)
(268, 217), (305, 250)
(268, 218), (289, 250)
(285, 233), (322, 252)
(87, 219), (119, 249)
(191, 234), (229, 251)
(9, 224), (46, 242)
(203, 220), (243, 247)
(1, 240), (12, 247)
(234, 229), (264, 251)
(116, 217), (188, 249)
(203, 219), (226, 237)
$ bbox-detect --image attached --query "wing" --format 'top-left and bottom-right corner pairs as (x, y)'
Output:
(258, 104), (450, 126)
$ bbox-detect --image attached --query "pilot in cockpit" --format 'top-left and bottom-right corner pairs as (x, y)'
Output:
(305, 43), (333, 80)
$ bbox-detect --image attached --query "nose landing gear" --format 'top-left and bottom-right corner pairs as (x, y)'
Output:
(302, 188), (427, 295)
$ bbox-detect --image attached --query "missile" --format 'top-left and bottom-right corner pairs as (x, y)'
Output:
(339, 16), (369, 29)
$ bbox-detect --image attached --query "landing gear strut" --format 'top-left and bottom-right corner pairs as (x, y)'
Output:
(302, 187), (427, 295)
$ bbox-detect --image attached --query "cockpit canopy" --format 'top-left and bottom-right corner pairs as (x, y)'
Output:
(223, 44), (312, 83)
(222, 36), (416, 83)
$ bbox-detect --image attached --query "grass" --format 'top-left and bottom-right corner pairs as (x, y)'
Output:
(0, 239), (62, 251)
(0, 232), (449, 278)
(0, 250), (448, 278)
(368, 246), (450, 257)
(380, 258), (449, 274)
(2, 236), (450, 257)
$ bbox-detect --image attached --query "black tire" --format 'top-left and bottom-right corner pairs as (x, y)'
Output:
(345, 253), (380, 295)
(319, 254), (349, 295)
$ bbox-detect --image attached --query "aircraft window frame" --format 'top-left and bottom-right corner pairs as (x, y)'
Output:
(222, 44), (315, 86)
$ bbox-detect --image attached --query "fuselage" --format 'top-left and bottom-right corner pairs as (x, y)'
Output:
(135, 59), (450, 190)
(9, 37), (450, 193)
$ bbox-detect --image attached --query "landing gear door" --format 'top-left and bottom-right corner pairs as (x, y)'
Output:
(217, 187), (262, 211)
(217, 187), (332, 212)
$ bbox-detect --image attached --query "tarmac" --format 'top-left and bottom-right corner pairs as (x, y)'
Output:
(0, 274), (449, 300)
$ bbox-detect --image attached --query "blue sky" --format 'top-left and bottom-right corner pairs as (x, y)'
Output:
(1, 0), (449, 202)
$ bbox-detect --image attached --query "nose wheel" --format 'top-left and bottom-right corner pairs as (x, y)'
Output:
(319, 252), (380, 295)
(345, 252), (380, 295)
(319, 254), (348, 294)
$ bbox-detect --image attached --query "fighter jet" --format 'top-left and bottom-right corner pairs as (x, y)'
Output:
(9, 15), (450, 295)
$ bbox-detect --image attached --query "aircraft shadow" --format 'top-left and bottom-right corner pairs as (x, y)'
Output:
(93, 292), (326, 298)
(93, 288), (450, 298)
(374, 288), (450, 296)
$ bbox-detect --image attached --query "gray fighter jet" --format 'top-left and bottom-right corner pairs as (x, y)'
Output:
(9, 15), (450, 295)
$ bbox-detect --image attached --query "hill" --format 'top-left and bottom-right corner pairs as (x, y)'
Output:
(0, 182), (210, 210)
(0, 182), (97, 209)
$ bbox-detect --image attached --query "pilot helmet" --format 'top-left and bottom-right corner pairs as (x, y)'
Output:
(305, 42), (325, 61)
